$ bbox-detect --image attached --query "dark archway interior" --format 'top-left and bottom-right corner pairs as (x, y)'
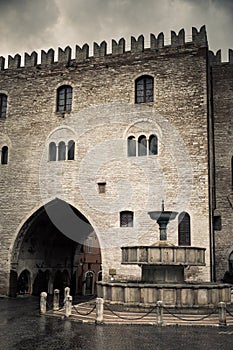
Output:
(11, 199), (100, 297)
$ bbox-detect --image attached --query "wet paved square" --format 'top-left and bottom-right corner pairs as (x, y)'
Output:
(1, 296), (233, 350)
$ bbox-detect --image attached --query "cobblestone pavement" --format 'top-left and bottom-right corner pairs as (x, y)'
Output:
(1, 295), (233, 350)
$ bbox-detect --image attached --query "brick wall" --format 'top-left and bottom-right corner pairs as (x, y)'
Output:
(212, 61), (233, 280)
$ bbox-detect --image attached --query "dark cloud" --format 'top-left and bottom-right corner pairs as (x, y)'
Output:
(0, 0), (231, 61)
(54, 0), (232, 58)
(0, 0), (59, 56)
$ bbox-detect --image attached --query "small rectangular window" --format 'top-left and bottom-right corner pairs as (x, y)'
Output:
(213, 216), (221, 231)
(87, 238), (93, 253)
(120, 211), (134, 227)
(98, 182), (106, 194)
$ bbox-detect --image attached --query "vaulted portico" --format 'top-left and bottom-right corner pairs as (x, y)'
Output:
(9, 199), (101, 297)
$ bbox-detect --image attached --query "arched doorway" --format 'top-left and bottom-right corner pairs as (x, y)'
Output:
(85, 271), (94, 295)
(9, 270), (18, 297)
(53, 270), (63, 293)
(17, 270), (30, 294)
(33, 270), (50, 295)
(10, 199), (101, 297)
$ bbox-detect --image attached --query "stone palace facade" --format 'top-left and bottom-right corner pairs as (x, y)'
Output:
(0, 25), (232, 296)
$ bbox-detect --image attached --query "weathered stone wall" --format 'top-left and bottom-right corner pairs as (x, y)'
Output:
(0, 27), (211, 295)
(212, 53), (233, 280)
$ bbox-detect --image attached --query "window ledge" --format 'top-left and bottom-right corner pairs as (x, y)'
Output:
(55, 111), (72, 118)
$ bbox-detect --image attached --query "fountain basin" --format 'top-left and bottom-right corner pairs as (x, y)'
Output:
(97, 281), (231, 308)
(122, 246), (206, 266)
(148, 211), (178, 222)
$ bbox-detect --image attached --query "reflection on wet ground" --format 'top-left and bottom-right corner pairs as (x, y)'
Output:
(0, 295), (233, 350)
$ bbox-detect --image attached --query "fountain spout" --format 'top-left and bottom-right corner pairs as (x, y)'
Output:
(148, 202), (178, 241)
(161, 200), (165, 212)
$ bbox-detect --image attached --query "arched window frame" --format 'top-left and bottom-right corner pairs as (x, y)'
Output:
(56, 85), (73, 113)
(127, 135), (136, 157)
(178, 212), (191, 246)
(68, 140), (75, 160)
(138, 135), (147, 156)
(0, 94), (7, 119)
(49, 142), (56, 161)
(231, 156), (233, 189)
(149, 134), (158, 155)
(120, 211), (134, 227)
(97, 270), (102, 281)
(229, 252), (233, 272)
(84, 270), (95, 295)
(1, 145), (8, 165)
(135, 75), (154, 104)
(58, 141), (66, 161)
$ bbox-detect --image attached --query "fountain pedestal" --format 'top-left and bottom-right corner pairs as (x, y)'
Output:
(142, 265), (184, 283)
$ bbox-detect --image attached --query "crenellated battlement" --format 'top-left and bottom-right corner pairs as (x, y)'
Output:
(0, 25), (215, 71)
(209, 49), (233, 64)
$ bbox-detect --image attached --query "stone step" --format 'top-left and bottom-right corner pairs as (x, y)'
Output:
(49, 300), (233, 326)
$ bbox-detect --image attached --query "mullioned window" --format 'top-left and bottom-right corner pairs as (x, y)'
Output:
(127, 134), (158, 157)
(135, 76), (154, 103)
(0, 94), (7, 119)
(57, 85), (72, 113)
(48, 140), (75, 161)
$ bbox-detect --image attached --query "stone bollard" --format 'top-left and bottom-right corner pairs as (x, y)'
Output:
(157, 300), (163, 326)
(40, 292), (47, 314)
(53, 289), (60, 311)
(65, 295), (73, 318)
(96, 297), (104, 324)
(64, 287), (70, 305)
(218, 301), (227, 326)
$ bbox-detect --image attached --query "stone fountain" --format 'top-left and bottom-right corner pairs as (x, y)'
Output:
(97, 202), (231, 308)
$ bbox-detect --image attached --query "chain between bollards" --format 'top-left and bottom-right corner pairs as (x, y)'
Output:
(40, 289), (231, 326)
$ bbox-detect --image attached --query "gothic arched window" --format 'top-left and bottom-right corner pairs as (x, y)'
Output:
(127, 136), (136, 157)
(231, 156), (233, 189)
(178, 212), (191, 246)
(68, 140), (75, 160)
(57, 85), (72, 113)
(138, 135), (147, 156)
(1, 146), (8, 164)
(120, 211), (134, 227)
(58, 141), (66, 161)
(0, 94), (7, 119)
(135, 75), (154, 103)
(229, 252), (233, 272)
(49, 142), (56, 161)
(149, 134), (158, 155)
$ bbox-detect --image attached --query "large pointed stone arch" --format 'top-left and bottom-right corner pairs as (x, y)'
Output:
(9, 198), (101, 297)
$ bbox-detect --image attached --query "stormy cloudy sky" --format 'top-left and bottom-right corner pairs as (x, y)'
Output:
(0, 0), (232, 62)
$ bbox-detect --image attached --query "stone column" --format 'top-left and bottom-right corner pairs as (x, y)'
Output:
(53, 289), (60, 311)
(65, 295), (73, 318)
(157, 300), (163, 326)
(218, 301), (227, 326)
(96, 297), (104, 324)
(40, 292), (47, 314)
